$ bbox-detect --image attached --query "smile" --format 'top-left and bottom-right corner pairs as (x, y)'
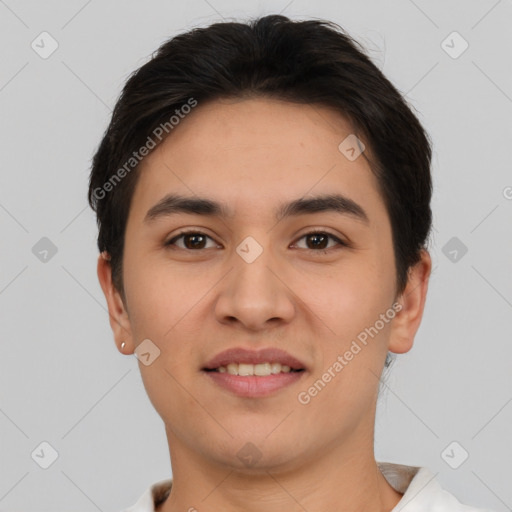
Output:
(205, 362), (304, 376)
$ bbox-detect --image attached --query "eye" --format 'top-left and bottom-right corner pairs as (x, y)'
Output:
(165, 230), (218, 250)
(165, 229), (348, 253)
(293, 230), (348, 253)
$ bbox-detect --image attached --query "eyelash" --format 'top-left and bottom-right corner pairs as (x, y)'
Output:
(165, 229), (349, 254)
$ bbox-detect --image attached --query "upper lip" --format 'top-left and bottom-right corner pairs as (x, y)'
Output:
(202, 347), (307, 371)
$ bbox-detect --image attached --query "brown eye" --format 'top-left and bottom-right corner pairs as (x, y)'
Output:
(294, 231), (347, 253)
(165, 229), (347, 253)
(305, 233), (329, 250)
(166, 231), (216, 250)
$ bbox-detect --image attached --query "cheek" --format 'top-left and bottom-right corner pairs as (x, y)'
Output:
(123, 258), (213, 402)
(301, 270), (393, 412)
(123, 252), (209, 338)
(125, 261), (204, 412)
(298, 260), (392, 336)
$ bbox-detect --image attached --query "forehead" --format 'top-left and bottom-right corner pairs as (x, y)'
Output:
(128, 97), (387, 227)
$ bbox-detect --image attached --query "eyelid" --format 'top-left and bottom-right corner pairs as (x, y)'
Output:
(166, 229), (220, 249)
(165, 228), (349, 251)
(291, 229), (349, 250)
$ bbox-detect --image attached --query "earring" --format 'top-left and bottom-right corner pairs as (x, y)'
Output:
(121, 342), (126, 350)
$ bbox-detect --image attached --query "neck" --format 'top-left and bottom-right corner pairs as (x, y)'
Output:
(159, 427), (402, 512)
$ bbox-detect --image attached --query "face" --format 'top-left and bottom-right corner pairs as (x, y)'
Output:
(99, 97), (430, 472)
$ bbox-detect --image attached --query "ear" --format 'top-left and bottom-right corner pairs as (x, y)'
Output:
(96, 252), (134, 354)
(388, 249), (432, 354)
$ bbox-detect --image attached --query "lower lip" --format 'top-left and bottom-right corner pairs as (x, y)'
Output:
(203, 370), (305, 398)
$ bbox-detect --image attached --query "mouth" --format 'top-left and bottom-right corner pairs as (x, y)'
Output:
(201, 347), (307, 398)
(203, 362), (305, 376)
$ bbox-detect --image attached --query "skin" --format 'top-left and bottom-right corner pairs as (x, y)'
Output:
(97, 97), (431, 512)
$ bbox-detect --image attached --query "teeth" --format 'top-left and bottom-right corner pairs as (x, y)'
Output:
(220, 362), (295, 376)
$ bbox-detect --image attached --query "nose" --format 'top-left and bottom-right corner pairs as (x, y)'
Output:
(214, 245), (295, 331)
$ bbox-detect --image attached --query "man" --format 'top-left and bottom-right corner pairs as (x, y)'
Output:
(89, 14), (493, 512)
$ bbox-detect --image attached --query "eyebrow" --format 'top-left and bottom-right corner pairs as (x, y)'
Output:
(144, 193), (369, 225)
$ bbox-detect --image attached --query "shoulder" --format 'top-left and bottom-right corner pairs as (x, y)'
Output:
(121, 478), (173, 512)
(378, 462), (496, 512)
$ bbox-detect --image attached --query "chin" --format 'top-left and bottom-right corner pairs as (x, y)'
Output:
(204, 434), (305, 474)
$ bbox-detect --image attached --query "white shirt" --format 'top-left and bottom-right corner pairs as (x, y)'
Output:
(121, 461), (496, 511)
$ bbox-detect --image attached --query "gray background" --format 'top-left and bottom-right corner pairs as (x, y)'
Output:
(1, 0), (511, 510)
